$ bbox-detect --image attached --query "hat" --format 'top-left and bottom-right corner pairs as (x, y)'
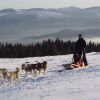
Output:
(79, 34), (82, 37)
(78, 34), (83, 38)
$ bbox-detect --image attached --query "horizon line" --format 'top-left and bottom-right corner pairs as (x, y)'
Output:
(0, 6), (100, 10)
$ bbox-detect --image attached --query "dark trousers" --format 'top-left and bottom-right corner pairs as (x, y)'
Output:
(76, 49), (88, 66)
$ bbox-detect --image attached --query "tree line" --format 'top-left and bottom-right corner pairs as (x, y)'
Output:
(0, 39), (99, 58)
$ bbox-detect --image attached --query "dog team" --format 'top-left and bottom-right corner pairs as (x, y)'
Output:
(0, 61), (47, 85)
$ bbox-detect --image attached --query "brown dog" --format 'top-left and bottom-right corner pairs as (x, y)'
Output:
(35, 61), (47, 75)
(21, 63), (33, 75)
(0, 68), (8, 80)
(1, 67), (20, 85)
(21, 61), (47, 76)
(6, 67), (20, 81)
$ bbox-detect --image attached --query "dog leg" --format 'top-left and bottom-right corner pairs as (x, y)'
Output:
(16, 75), (19, 80)
(43, 68), (47, 76)
(8, 78), (11, 86)
(34, 70), (37, 77)
(44, 71), (46, 76)
(38, 69), (41, 75)
(30, 71), (33, 76)
(26, 72), (28, 76)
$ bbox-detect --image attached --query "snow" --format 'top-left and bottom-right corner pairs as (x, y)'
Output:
(0, 52), (100, 100)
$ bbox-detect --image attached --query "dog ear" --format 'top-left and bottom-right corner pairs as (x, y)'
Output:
(16, 67), (20, 71)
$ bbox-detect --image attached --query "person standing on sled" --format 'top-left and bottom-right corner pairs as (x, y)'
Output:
(74, 34), (88, 66)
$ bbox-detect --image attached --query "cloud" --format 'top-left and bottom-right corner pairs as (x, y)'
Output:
(0, 0), (100, 9)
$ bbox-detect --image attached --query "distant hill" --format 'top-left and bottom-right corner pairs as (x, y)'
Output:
(19, 28), (100, 43)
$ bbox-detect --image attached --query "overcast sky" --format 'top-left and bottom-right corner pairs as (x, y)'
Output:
(0, 0), (100, 9)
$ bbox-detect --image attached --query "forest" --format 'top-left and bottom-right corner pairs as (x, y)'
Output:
(0, 39), (99, 58)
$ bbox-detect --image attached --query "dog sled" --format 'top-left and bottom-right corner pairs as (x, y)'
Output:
(63, 52), (89, 70)
(63, 63), (90, 70)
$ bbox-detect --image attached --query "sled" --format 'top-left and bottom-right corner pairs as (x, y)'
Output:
(63, 63), (91, 70)
(63, 64), (74, 70)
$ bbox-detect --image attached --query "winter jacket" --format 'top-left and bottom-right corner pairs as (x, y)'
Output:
(75, 38), (86, 52)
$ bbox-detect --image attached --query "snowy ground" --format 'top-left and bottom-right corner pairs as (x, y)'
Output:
(0, 52), (100, 100)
